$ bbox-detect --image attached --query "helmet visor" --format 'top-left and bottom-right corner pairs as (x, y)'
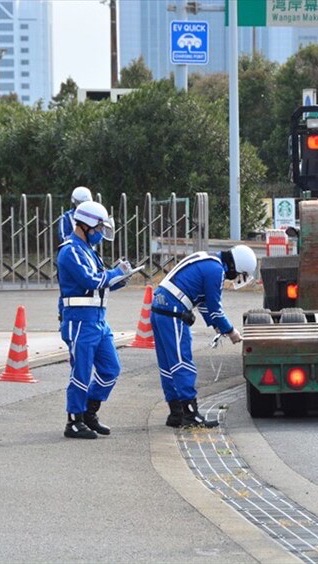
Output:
(97, 216), (115, 242)
(232, 272), (254, 290)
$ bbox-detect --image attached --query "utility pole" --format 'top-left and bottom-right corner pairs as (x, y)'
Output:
(100, 0), (118, 88)
(229, 0), (240, 240)
(252, 27), (256, 56)
(174, 0), (188, 91)
(110, 0), (118, 87)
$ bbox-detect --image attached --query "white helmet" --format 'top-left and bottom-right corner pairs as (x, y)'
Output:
(230, 245), (257, 289)
(74, 201), (115, 241)
(231, 245), (257, 276)
(71, 186), (93, 207)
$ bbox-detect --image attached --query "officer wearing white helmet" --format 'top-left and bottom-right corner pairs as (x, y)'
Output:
(57, 200), (134, 439)
(57, 186), (93, 243)
(150, 245), (257, 429)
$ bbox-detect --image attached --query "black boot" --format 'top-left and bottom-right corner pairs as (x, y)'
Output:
(166, 400), (184, 428)
(84, 400), (110, 435)
(181, 399), (219, 428)
(64, 413), (98, 439)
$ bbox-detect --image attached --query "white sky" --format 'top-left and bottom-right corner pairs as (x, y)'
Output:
(52, 0), (111, 95)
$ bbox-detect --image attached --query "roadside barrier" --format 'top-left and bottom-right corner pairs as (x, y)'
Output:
(0, 191), (210, 288)
(266, 229), (289, 256)
(0, 305), (38, 383)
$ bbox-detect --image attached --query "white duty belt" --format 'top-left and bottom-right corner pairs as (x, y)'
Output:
(63, 296), (107, 308)
(158, 280), (193, 311)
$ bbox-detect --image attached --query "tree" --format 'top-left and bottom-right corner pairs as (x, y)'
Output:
(189, 72), (228, 103)
(189, 54), (278, 179)
(49, 77), (78, 109)
(0, 80), (267, 237)
(118, 56), (153, 88)
(72, 82), (267, 237)
(0, 92), (18, 103)
(238, 53), (278, 154)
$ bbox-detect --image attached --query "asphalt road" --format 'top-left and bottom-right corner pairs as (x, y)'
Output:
(0, 285), (311, 563)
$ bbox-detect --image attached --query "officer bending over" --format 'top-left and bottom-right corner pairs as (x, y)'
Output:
(150, 245), (257, 429)
(57, 201), (133, 439)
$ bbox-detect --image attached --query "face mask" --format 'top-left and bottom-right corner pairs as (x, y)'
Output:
(87, 230), (103, 246)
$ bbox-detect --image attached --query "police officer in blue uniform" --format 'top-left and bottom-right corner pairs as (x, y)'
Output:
(150, 245), (257, 429)
(58, 186), (93, 243)
(57, 200), (133, 439)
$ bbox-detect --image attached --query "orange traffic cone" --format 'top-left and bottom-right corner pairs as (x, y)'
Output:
(0, 305), (37, 383)
(127, 285), (155, 349)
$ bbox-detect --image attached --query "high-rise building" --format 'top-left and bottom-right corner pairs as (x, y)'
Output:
(0, 0), (52, 107)
(118, 0), (318, 80)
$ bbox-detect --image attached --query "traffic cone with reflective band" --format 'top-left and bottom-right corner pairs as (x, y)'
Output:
(127, 285), (155, 349)
(0, 305), (37, 383)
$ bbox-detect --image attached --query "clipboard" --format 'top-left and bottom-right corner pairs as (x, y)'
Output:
(108, 265), (145, 287)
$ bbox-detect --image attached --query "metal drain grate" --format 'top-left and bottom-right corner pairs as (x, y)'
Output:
(177, 387), (318, 564)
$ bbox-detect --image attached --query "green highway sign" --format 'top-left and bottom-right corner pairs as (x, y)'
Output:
(225, 0), (318, 27)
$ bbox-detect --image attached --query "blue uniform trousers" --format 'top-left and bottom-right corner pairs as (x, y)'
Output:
(150, 309), (197, 402)
(61, 317), (121, 414)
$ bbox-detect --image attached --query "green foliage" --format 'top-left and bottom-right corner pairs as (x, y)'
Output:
(189, 53), (278, 180)
(118, 56), (153, 88)
(189, 72), (228, 103)
(238, 53), (278, 153)
(0, 92), (19, 104)
(49, 77), (78, 109)
(0, 79), (267, 236)
(240, 142), (268, 237)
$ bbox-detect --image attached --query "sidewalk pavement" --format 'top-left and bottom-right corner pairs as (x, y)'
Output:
(0, 330), (136, 372)
(0, 286), (142, 372)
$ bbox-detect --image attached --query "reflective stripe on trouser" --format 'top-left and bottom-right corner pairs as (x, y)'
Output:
(61, 319), (121, 413)
(150, 308), (197, 402)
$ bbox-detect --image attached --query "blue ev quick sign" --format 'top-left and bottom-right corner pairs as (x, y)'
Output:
(170, 21), (208, 65)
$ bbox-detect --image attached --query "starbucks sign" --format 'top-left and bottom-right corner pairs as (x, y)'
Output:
(274, 198), (296, 229)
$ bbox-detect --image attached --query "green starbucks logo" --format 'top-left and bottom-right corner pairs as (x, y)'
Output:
(278, 200), (292, 218)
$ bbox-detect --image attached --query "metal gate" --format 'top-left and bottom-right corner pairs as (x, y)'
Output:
(0, 191), (210, 288)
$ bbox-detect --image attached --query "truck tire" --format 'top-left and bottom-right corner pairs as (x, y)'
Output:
(245, 309), (273, 325)
(246, 381), (276, 417)
(279, 308), (307, 324)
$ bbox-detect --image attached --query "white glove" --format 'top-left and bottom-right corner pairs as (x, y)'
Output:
(117, 259), (133, 276)
(228, 328), (242, 344)
(108, 259), (134, 288)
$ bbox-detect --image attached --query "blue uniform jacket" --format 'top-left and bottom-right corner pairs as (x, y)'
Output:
(154, 252), (233, 335)
(57, 234), (119, 322)
(58, 209), (75, 243)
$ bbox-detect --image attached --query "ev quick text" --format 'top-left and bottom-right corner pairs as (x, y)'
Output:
(172, 23), (207, 32)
